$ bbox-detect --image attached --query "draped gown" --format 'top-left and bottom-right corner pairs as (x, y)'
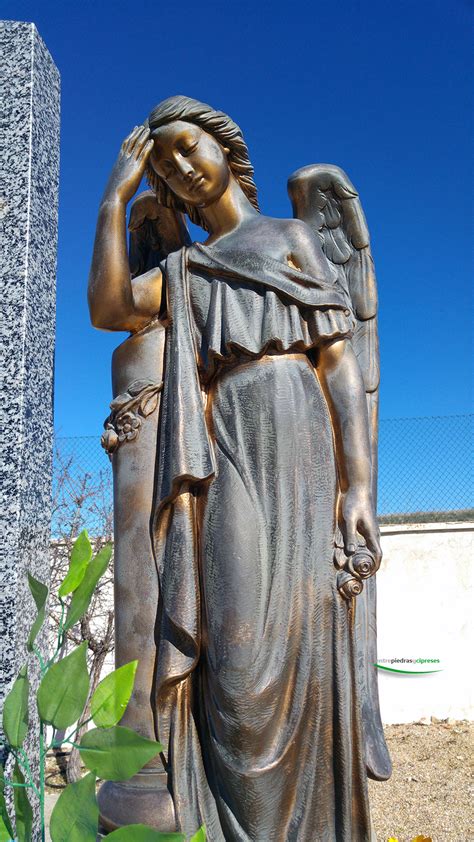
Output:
(151, 243), (376, 841)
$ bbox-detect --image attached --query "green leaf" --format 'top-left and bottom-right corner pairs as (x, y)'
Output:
(190, 828), (206, 842)
(91, 661), (138, 727)
(26, 573), (48, 652)
(0, 767), (14, 840)
(37, 642), (90, 729)
(50, 771), (98, 842)
(64, 545), (112, 632)
(0, 814), (13, 842)
(58, 531), (92, 598)
(2, 666), (29, 748)
(79, 726), (162, 781)
(12, 763), (32, 842)
(107, 826), (185, 841)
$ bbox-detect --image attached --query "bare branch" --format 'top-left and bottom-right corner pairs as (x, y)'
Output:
(50, 445), (115, 781)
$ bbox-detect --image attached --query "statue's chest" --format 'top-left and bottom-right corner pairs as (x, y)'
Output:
(188, 270), (264, 335)
(204, 228), (292, 265)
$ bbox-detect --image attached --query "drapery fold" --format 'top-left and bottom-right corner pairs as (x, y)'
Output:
(152, 246), (355, 707)
(150, 245), (375, 840)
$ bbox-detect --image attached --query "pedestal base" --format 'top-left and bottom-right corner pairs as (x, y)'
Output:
(98, 769), (177, 833)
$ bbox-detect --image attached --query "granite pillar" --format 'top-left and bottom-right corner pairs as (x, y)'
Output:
(0, 17), (60, 829)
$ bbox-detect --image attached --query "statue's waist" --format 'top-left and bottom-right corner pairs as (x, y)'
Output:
(204, 348), (315, 388)
(198, 343), (317, 385)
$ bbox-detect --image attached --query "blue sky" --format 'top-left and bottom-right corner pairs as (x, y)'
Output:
(5, 0), (473, 436)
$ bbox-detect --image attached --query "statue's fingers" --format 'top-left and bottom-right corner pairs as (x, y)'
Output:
(121, 126), (138, 151)
(361, 522), (382, 570)
(134, 131), (152, 160)
(121, 128), (134, 152)
(137, 139), (154, 164)
(341, 517), (358, 556)
(123, 126), (142, 154)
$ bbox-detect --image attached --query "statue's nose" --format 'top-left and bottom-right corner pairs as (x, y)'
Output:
(175, 156), (193, 180)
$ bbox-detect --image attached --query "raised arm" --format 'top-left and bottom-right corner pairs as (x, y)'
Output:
(317, 339), (381, 567)
(88, 126), (162, 332)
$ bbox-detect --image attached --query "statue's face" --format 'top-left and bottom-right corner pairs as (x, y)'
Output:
(149, 120), (230, 207)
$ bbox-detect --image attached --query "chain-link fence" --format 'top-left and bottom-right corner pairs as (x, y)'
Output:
(52, 436), (114, 541)
(52, 414), (473, 537)
(377, 414), (473, 523)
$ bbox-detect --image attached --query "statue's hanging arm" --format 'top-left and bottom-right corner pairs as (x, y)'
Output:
(317, 337), (378, 558)
(88, 126), (162, 332)
(290, 162), (392, 781)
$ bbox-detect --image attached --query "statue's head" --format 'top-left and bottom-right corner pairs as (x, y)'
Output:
(146, 95), (259, 230)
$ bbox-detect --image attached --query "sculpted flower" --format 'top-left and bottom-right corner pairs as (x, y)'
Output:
(101, 425), (119, 454)
(116, 411), (141, 442)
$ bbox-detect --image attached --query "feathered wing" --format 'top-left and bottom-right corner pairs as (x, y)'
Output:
(288, 164), (391, 781)
(128, 190), (191, 279)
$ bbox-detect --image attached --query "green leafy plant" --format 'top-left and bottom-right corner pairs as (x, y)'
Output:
(0, 531), (205, 842)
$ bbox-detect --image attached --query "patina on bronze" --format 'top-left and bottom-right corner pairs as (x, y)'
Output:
(88, 95), (391, 841)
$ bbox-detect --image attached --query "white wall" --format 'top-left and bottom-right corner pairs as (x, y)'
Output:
(376, 522), (473, 724)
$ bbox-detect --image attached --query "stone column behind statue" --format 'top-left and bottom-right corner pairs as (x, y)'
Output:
(0, 18), (60, 828)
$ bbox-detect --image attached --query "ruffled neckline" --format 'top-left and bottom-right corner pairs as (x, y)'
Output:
(187, 242), (350, 311)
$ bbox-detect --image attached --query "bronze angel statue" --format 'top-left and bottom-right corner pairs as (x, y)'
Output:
(88, 95), (391, 842)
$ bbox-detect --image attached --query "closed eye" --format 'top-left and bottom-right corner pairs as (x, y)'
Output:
(181, 141), (198, 157)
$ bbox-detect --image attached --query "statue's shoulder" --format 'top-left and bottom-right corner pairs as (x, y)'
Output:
(264, 215), (319, 255)
(252, 214), (313, 245)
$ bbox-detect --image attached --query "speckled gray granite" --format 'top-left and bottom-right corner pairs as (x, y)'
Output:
(0, 20), (60, 837)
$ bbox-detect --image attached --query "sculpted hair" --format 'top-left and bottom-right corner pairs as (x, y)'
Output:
(146, 95), (260, 231)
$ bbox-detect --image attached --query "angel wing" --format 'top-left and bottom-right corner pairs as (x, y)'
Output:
(128, 189), (191, 279)
(288, 164), (391, 781)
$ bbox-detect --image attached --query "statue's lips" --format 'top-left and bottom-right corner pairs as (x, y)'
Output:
(187, 175), (205, 193)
